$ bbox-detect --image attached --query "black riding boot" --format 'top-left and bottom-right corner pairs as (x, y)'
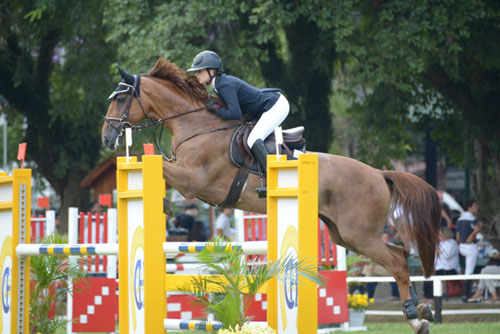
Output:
(251, 139), (268, 198)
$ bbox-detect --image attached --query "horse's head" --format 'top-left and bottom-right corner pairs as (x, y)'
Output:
(103, 58), (218, 151)
(102, 67), (151, 150)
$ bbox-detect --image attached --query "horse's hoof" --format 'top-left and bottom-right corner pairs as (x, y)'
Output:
(416, 320), (430, 334)
(417, 303), (433, 321)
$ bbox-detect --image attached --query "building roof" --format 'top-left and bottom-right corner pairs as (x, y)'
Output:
(80, 155), (118, 189)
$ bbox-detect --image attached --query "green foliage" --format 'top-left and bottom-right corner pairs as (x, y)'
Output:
(1, 0), (119, 226)
(29, 234), (87, 334)
(332, 1), (500, 241)
(103, 0), (348, 152)
(0, 101), (25, 167)
(177, 238), (324, 329)
(335, 0), (500, 165)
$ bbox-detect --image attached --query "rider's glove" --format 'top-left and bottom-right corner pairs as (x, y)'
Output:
(206, 99), (221, 113)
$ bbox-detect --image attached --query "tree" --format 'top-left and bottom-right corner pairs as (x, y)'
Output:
(104, 0), (349, 152)
(335, 0), (500, 249)
(0, 0), (116, 230)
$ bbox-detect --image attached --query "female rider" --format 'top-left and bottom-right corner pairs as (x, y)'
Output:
(187, 50), (289, 177)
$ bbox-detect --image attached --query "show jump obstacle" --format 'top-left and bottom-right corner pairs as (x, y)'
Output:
(118, 153), (319, 333)
(0, 169), (31, 334)
(1, 152), (318, 334)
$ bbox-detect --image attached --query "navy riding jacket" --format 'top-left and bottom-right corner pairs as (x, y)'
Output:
(213, 74), (279, 120)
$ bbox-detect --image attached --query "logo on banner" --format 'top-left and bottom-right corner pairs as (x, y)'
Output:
(279, 226), (298, 332)
(134, 260), (143, 310)
(1, 236), (12, 332)
(129, 226), (144, 332)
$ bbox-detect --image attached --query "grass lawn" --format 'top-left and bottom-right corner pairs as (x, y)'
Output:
(56, 322), (500, 334)
(333, 322), (500, 334)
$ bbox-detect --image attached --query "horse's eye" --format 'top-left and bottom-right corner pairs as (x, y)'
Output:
(116, 95), (127, 104)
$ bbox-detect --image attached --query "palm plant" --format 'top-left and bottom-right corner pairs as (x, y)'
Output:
(178, 238), (324, 330)
(29, 234), (87, 334)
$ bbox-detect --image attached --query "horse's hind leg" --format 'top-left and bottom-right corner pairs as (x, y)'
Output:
(352, 238), (431, 334)
(383, 244), (433, 323)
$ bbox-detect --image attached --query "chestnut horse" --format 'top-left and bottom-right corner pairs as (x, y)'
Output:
(102, 58), (440, 334)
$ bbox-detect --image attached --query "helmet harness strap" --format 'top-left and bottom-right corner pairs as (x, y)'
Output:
(206, 68), (215, 82)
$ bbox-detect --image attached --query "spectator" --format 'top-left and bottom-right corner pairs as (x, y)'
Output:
(436, 227), (460, 275)
(467, 249), (500, 303)
(423, 227), (459, 299)
(188, 220), (208, 242)
(174, 204), (199, 233)
(456, 199), (480, 302)
(90, 201), (102, 213)
(215, 208), (234, 240)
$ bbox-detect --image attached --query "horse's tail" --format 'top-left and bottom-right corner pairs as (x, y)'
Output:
(382, 171), (441, 278)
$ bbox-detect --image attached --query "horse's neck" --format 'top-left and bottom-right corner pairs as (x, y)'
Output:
(167, 106), (231, 149)
(150, 81), (236, 158)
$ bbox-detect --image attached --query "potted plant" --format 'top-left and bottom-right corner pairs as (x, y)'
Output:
(347, 293), (374, 327)
(178, 238), (324, 333)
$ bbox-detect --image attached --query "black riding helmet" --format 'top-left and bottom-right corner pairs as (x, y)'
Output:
(187, 50), (223, 73)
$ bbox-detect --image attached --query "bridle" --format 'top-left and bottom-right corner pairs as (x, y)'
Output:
(104, 82), (149, 133)
(104, 77), (238, 162)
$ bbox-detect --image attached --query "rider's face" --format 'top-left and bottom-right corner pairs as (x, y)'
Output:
(195, 69), (214, 85)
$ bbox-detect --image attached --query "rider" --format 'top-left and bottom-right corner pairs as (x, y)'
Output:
(187, 50), (290, 176)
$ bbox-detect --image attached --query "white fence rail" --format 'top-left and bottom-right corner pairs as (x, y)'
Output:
(347, 274), (500, 323)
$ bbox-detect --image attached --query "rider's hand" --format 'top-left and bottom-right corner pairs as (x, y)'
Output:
(206, 99), (221, 113)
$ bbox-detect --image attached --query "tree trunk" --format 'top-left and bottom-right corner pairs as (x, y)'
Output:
(471, 138), (500, 251)
(259, 16), (336, 153)
(425, 124), (437, 188)
(58, 172), (92, 234)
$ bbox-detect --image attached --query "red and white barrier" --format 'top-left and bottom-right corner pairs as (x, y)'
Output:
(30, 210), (56, 242)
(67, 207), (118, 334)
(234, 210), (347, 270)
(232, 210), (350, 326)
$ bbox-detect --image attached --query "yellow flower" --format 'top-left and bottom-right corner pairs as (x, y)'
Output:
(218, 324), (276, 334)
(348, 293), (373, 311)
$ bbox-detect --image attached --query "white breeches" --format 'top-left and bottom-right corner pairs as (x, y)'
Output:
(459, 243), (478, 275)
(247, 94), (289, 148)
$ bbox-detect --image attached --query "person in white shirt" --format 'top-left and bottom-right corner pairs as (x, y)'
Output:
(456, 199), (480, 302)
(215, 208), (234, 240)
(435, 227), (459, 274)
(423, 227), (459, 299)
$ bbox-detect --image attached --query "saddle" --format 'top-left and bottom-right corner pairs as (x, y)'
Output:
(219, 121), (306, 207)
(229, 121), (306, 175)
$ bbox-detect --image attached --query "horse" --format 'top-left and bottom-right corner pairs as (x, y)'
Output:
(102, 58), (440, 334)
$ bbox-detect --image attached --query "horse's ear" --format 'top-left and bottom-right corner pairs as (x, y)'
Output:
(118, 66), (135, 85)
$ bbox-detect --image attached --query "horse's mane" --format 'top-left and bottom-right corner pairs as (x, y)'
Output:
(148, 57), (210, 103)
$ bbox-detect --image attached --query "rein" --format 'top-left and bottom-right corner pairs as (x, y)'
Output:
(162, 122), (240, 161)
(105, 81), (239, 162)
